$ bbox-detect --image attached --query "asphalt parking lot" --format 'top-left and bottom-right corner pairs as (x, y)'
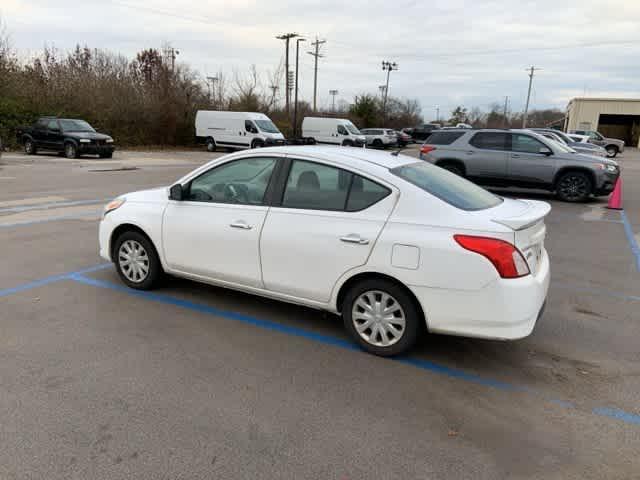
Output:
(1, 146), (639, 479)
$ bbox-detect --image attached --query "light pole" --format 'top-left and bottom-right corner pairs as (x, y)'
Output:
(293, 37), (306, 138)
(329, 89), (339, 112)
(381, 61), (398, 127)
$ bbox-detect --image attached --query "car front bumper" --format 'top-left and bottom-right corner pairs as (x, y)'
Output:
(410, 248), (550, 340)
(264, 138), (286, 146)
(78, 143), (116, 155)
(595, 171), (620, 195)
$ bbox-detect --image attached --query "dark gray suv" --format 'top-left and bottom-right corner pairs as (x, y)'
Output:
(420, 129), (620, 202)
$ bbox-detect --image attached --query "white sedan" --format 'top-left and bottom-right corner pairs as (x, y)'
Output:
(99, 146), (550, 356)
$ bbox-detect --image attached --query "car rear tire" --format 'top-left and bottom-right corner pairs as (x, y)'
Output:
(342, 279), (421, 357)
(605, 146), (618, 158)
(114, 231), (162, 290)
(64, 142), (79, 159)
(556, 171), (593, 202)
(206, 138), (216, 152)
(24, 139), (37, 155)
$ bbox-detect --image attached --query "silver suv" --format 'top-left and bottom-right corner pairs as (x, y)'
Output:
(569, 130), (625, 158)
(420, 129), (620, 202)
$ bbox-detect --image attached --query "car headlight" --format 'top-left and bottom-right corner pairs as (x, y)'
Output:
(105, 138), (114, 143)
(79, 138), (91, 143)
(103, 197), (125, 217)
(605, 164), (618, 173)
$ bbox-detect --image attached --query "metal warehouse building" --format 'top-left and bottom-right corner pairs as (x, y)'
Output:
(564, 97), (640, 148)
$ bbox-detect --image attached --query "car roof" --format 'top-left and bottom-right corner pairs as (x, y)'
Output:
(247, 145), (415, 170)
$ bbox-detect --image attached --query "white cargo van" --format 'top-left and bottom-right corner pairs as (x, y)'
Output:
(301, 117), (366, 147)
(195, 111), (286, 151)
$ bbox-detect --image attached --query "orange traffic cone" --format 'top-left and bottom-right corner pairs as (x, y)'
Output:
(607, 176), (623, 210)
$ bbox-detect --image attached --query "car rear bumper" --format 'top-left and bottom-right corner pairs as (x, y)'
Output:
(410, 248), (550, 340)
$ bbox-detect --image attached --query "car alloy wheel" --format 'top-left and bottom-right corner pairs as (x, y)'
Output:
(606, 146), (617, 158)
(118, 239), (150, 283)
(65, 143), (77, 159)
(557, 173), (590, 202)
(352, 290), (406, 347)
(207, 140), (216, 152)
(25, 140), (34, 154)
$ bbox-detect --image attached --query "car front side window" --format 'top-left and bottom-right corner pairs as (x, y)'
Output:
(186, 157), (277, 205)
(337, 125), (349, 135)
(511, 134), (547, 154)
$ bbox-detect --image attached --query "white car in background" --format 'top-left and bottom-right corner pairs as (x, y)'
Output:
(360, 128), (398, 148)
(99, 146), (550, 356)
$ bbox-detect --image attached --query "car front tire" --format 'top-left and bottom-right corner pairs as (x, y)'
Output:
(114, 231), (163, 290)
(556, 171), (593, 202)
(605, 146), (618, 158)
(342, 279), (421, 357)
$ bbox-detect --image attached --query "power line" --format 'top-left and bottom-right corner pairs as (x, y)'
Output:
(307, 37), (326, 112)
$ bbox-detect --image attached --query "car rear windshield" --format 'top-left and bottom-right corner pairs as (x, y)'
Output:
(426, 131), (466, 145)
(391, 162), (502, 211)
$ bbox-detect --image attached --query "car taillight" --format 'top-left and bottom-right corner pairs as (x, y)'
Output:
(453, 235), (530, 279)
(420, 145), (436, 154)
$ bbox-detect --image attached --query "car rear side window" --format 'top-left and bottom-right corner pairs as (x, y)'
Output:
(426, 131), (466, 145)
(391, 162), (502, 211)
(469, 132), (508, 151)
(282, 159), (390, 212)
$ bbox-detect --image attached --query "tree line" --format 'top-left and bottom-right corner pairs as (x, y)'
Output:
(0, 19), (564, 149)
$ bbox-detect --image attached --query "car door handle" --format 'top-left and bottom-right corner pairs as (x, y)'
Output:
(466, 151), (474, 155)
(340, 234), (369, 245)
(512, 154), (521, 158)
(230, 221), (252, 230)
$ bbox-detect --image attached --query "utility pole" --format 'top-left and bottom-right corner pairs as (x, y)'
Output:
(293, 38), (306, 138)
(276, 33), (298, 116)
(329, 89), (338, 112)
(269, 84), (279, 109)
(307, 37), (326, 112)
(502, 95), (509, 127)
(206, 76), (218, 107)
(436, 106), (439, 122)
(378, 85), (387, 98)
(522, 66), (540, 128)
(381, 61), (398, 127)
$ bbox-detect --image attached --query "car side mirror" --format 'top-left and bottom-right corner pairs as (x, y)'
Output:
(169, 184), (184, 201)
(539, 147), (552, 156)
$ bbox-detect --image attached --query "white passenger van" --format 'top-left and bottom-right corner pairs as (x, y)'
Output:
(195, 111), (286, 151)
(302, 117), (366, 147)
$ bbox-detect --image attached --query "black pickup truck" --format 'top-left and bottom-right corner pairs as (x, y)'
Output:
(17, 117), (115, 158)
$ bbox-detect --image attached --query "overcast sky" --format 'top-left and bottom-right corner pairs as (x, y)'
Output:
(2, 0), (640, 120)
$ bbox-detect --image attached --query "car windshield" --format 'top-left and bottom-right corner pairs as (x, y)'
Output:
(254, 120), (280, 134)
(345, 122), (361, 135)
(59, 119), (95, 132)
(391, 162), (502, 211)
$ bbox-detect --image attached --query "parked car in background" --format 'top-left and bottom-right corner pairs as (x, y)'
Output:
(410, 123), (440, 142)
(360, 128), (397, 148)
(17, 117), (115, 159)
(393, 130), (412, 146)
(530, 128), (607, 157)
(420, 129), (619, 202)
(569, 130), (625, 158)
(567, 134), (591, 143)
(195, 111), (285, 151)
(99, 146), (550, 356)
(302, 117), (366, 147)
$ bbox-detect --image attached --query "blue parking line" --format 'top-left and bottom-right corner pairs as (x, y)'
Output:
(0, 263), (110, 298)
(68, 273), (640, 428)
(0, 198), (108, 214)
(620, 211), (640, 272)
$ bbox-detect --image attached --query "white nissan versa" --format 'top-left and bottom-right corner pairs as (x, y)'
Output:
(99, 146), (550, 356)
